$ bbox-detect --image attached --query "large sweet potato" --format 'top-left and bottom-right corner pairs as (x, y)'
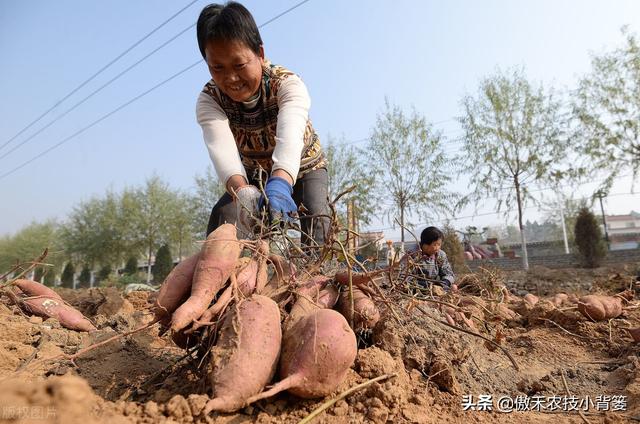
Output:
(20, 296), (96, 332)
(285, 281), (338, 332)
(154, 253), (199, 319)
(203, 295), (282, 413)
(171, 224), (241, 331)
(577, 295), (623, 321)
(247, 308), (357, 402)
(336, 286), (380, 331)
(13, 279), (62, 300)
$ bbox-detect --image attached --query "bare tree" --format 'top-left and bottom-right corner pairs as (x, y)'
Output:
(364, 99), (456, 244)
(573, 27), (640, 190)
(325, 134), (375, 226)
(458, 67), (567, 270)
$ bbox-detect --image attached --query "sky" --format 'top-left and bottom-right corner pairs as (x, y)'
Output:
(1, 0), (639, 241)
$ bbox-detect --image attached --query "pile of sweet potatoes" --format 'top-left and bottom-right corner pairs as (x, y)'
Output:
(153, 224), (381, 414)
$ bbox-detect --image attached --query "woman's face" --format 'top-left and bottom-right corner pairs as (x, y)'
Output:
(204, 39), (264, 102)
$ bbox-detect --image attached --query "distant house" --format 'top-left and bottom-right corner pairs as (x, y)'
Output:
(605, 211), (640, 250)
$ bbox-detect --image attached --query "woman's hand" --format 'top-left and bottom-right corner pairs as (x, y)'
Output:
(259, 176), (297, 222)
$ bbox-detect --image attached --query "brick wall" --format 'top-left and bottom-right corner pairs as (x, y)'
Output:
(466, 248), (640, 271)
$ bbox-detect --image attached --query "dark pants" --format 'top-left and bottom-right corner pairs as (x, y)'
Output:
(206, 168), (330, 246)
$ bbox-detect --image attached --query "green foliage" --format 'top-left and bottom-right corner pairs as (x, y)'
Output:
(0, 221), (65, 278)
(60, 190), (138, 268)
(78, 265), (92, 288)
(124, 256), (138, 276)
(61, 262), (75, 288)
(364, 99), (457, 242)
(153, 244), (173, 284)
(97, 264), (112, 285)
(33, 267), (44, 283)
(43, 269), (56, 287)
(458, 67), (567, 269)
(441, 225), (467, 274)
(573, 27), (640, 190)
(325, 134), (375, 226)
(117, 273), (145, 287)
(574, 207), (607, 268)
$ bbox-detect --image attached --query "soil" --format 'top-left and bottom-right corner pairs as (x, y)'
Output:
(1, 265), (639, 424)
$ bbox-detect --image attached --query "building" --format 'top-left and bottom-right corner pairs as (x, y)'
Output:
(605, 211), (640, 250)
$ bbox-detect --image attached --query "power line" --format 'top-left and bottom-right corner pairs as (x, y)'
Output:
(0, 24), (195, 161)
(0, 63), (200, 181)
(0, 0), (200, 153)
(0, 0), (314, 181)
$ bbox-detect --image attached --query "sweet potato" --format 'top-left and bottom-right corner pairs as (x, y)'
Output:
(336, 286), (380, 331)
(254, 240), (269, 293)
(550, 293), (568, 307)
(626, 327), (640, 343)
(577, 295), (623, 321)
(203, 295), (282, 413)
(235, 257), (259, 296)
(171, 224), (241, 331)
(247, 308), (357, 402)
(13, 279), (63, 300)
(154, 253), (199, 319)
(19, 296), (96, 332)
(334, 271), (373, 287)
(523, 294), (539, 307)
(286, 282), (338, 332)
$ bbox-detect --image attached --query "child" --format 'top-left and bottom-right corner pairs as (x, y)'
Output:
(412, 226), (456, 290)
(195, 2), (328, 245)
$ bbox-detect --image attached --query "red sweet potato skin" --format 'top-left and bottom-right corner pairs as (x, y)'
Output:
(205, 295), (282, 413)
(13, 279), (63, 300)
(154, 253), (199, 318)
(279, 308), (357, 398)
(577, 295), (623, 321)
(336, 286), (380, 330)
(21, 297), (96, 332)
(171, 224), (241, 331)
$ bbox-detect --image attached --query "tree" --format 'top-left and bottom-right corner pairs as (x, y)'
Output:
(60, 191), (138, 270)
(34, 267), (44, 283)
(0, 221), (65, 278)
(364, 99), (456, 244)
(441, 225), (467, 274)
(573, 28), (640, 190)
(458, 68), (566, 270)
(124, 256), (138, 276)
(574, 207), (607, 268)
(128, 176), (177, 283)
(97, 264), (112, 285)
(325, 134), (375, 226)
(191, 166), (225, 240)
(61, 262), (75, 288)
(167, 190), (197, 260)
(153, 244), (173, 284)
(78, 266), (91, 288)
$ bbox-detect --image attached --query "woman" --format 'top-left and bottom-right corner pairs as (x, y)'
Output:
(195, 2), (329, 246)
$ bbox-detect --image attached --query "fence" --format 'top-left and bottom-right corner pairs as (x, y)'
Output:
(466, 247), (640, 271)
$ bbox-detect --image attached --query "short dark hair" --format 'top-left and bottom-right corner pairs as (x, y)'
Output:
(196, 2), (263, 59)
(420, 226), (444, 246)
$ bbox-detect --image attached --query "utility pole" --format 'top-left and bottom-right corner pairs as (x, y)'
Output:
(595, 190), (610, 250)
(558, 201), (570, 254)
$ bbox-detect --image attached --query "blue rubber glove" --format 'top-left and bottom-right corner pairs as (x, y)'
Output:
(259, 176), (297, 222)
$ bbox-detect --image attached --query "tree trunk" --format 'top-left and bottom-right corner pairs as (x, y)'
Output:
(147, 241), (152, 283)
(514, 179), (529, 270)
(399, 202), (405, 245)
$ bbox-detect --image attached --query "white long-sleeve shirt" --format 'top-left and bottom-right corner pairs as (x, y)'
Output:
(196, 74), (311, 186)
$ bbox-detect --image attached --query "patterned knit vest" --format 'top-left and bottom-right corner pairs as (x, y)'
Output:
(201, 62), (325, 180)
